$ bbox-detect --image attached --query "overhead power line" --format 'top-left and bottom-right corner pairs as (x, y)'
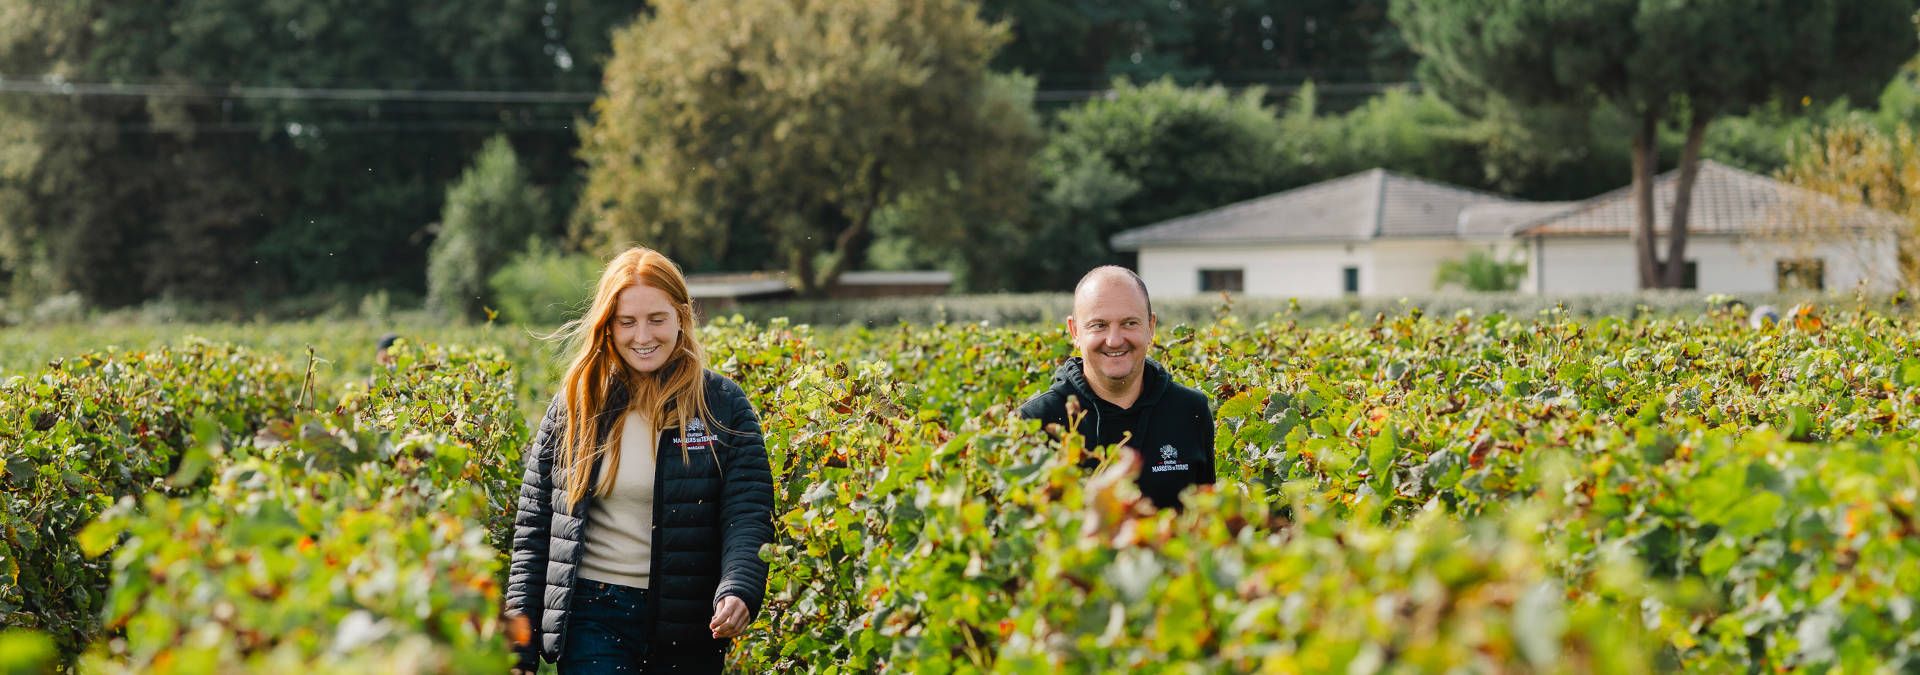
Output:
(0, 76), (1418, 105)
(32, 120), (581, 135)
(0, 77), (598, 104)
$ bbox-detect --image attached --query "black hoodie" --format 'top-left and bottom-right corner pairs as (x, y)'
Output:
(1017, 357), (1215, 508)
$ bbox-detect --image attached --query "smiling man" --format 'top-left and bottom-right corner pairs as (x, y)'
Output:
(1018, 266), (1215, 509)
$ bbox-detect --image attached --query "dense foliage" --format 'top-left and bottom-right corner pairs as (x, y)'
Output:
(74, 342), (525, 672)
(725, 305), (1920, 670)
(8, 0), (1911, 312)
(7, 300), (1920, 671)
(0, 0), (625, 307)
(1777, 121), (1920, 289)
(0, 343), (303, 655)
(0, 0), (1426, 307)
(978, 0), (1414, 92)
(575, 0), (1036, 295)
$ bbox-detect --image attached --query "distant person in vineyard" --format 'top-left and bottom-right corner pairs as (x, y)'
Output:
(1018, 266), (1216, 509)
(375, 332), (399, 367)
(505, 246), (776, 674)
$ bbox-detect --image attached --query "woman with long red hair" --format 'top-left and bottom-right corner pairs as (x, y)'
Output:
(505, 246), (774, 673)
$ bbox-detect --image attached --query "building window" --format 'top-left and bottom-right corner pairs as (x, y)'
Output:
(1657, 259), (1699, 290)
(1198, 268), (1244, 293)
(1777, 258), (1825, 291)
(1342, 266), (1359, 295)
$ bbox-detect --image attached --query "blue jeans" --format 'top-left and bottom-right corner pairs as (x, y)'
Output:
(560, 579), (652, 674)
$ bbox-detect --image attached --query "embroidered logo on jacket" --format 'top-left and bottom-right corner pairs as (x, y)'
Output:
(677, 417), (719, 450)
(1150, 444), (1189, 473)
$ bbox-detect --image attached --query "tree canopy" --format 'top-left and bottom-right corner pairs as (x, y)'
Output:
(575, 0), (1032, 296)
(981, 0), (1413, 92)
(1393, 0), (1918, 288)
(0, 0), (632, 308)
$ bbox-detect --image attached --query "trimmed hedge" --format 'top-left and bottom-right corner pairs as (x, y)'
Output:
(722, 290), (1908, 327)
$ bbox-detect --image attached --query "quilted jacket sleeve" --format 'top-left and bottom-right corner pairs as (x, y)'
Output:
(711, 376), (776, 618)
(1198, 393), (1217, 485)
(505, 395), (563, 655)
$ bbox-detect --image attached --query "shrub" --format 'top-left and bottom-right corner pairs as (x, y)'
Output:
(1434, 249), (1528, 291)
(486, 239), (598, 327)
(28, 292), (85, 324)
(426, 136), (547, 321)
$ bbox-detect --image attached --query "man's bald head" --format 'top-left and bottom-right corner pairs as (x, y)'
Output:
(1072, 266), (1153, 319)
(1069, 266), (1156, 400)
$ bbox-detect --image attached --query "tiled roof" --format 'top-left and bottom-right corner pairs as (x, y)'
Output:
(1517, 160), (1905, 236)
(1456, 202), (1579, 238)
(1110, 169), (1514, 250)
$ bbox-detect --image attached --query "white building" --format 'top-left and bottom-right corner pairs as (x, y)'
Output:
(1110, 169), (1525, 297)
(1110, 161), (1904, 298)
(1516, 161), (1902, 294)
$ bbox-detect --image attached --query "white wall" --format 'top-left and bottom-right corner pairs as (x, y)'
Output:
(1529, 233), (1901, 294)
(1371, 239), (1528, 295)
(1139, 239), (1506, 298)
(1136, 233), (1898, 298)
(1138, 243), (1363, 298)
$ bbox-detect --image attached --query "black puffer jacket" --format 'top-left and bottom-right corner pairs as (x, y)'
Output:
(505, 370), (775, 672)
(1017, 357), (1215, 509)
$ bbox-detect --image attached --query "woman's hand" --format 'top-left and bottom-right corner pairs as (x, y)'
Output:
(710, 595), (750, 639)
(505, 610), (538, 673)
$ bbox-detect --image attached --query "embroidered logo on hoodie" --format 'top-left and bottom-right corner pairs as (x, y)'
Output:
(1151, 444), (1189, 473)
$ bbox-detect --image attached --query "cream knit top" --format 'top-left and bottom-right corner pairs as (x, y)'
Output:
(578, 410), (657, 589)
